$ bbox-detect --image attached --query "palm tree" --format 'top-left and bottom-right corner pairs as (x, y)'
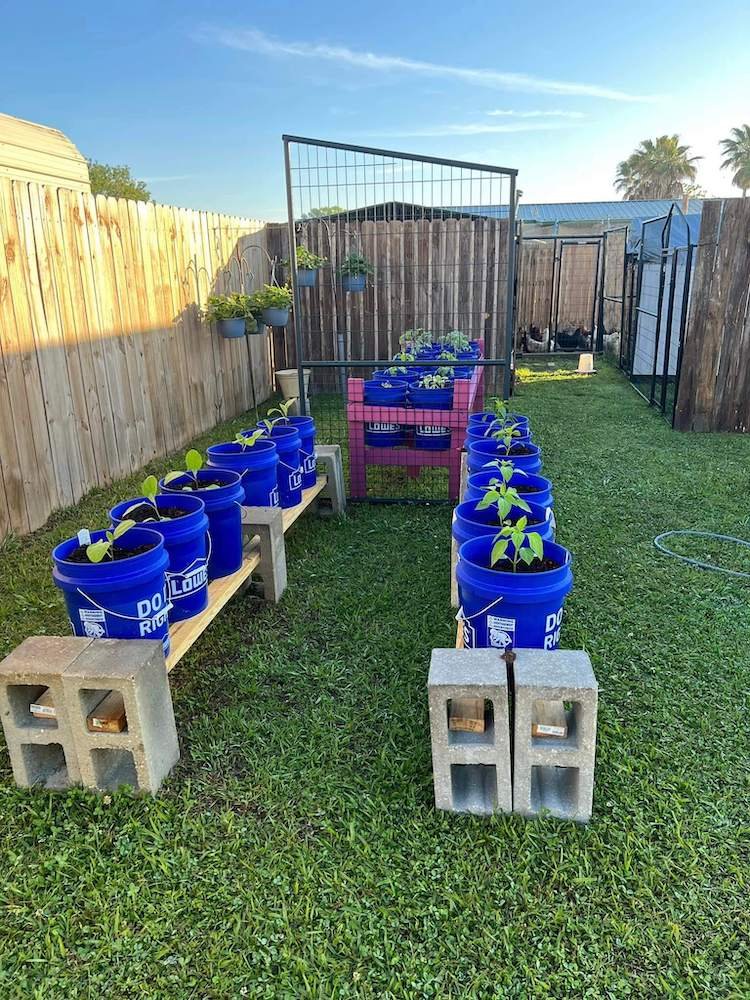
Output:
(720, 125), (750, 197)
(615, 135), (701, 200)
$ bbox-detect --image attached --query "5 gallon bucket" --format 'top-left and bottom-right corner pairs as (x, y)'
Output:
(286, 415), (317, 489)
(467, 440), (542, 475)
(456, 534), (572, 651)
(364, 379), (408, 405)
(365, 421), (404, 447)
(207, 440), (280, 508)
(464, 422), (533, 447)
(52, 527), (171, 657)
(160, 469), (244, 581)
(415, 425), (451, 450)
(452, 499), (554, 551)
(110, 494), (209, 623)
(254, 424), (303, 508)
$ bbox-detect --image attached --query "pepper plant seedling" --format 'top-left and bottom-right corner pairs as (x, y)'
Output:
(490, 519), (545, 571)
(86, 519), (136, 563)
(123, 475), (169, 521)
(163, 450), (220, 491)
(237, 429), (266, 449)
(265, 399), (296, 424)
(475, 460), (531, 521)
(419, 373), (451, 390)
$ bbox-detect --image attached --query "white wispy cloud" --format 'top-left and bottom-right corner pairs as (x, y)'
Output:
(364, 122), (581, 138)
(486, 109), (586, 119)
(200, 27), (661, 103)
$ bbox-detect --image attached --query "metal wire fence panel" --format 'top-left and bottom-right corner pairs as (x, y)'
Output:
(281, 136), (517, 501)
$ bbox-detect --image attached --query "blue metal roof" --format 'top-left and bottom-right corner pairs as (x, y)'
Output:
(458, 199), (703, 223)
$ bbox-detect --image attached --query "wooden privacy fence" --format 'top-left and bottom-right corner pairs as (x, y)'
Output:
(267, 216), (510, 371)
(0, 178), (269, 539)
(515, 237), (602, 340)
(675, 198), (750, 432)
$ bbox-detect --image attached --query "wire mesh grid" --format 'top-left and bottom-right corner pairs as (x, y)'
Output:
(281, 136), (517, 501)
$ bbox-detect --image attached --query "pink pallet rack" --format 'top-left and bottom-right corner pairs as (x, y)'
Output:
(347, 359), (485, 500)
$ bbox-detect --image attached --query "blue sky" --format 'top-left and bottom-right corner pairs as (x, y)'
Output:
(2, 1), (748, 218)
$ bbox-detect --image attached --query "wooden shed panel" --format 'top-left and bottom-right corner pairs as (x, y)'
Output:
(0, 114), (90, 191)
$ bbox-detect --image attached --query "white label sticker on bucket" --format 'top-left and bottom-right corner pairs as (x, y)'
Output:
(487, 614), (515, 650)
(77, 529), (91, 547)
(79, 607), (107, 639)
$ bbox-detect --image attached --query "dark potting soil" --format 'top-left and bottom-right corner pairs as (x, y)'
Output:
(490, 557), (560, 574)
(507, 445), (535, 456)
(125, 503), (188, 522)
(64, 542), (157, 564)
(487, 516), (544, 527)
(516, 484), (541, 493)
(174, 476), (227, 490)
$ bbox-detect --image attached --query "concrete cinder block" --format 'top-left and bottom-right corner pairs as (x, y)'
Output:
(242, 506), (287, 603)
(512, 648), (598, 823)
(428, 648), (512, 815)
(0, 636), (91, 788)
(315, 444), (346, 514)
(62, 639), (179, 794)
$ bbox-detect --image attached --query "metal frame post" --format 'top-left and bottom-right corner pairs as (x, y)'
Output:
(283, 137), (308, 416)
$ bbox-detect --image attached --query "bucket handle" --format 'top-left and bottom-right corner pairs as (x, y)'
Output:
(278, 459), (302, 474)
(75, 588), (174, 622)
(455, 594), (505, 624)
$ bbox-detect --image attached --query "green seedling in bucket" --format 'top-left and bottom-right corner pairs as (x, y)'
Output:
(419, 373), (451, 389)
(437, 365), (455, 378)
(236, 429), (265, 449)
(385, 365), (407, 376)
(265, 399), (296, 425)
(163, 450), (220, 491)
(393, 350), (416, 363)
(86, 520), (136, 563)
(488, 419), (524, 455)
(476, 461), (531, 521)
(447, 330), (470, 350)
(122, 476), (172, 521)
(490, 519), (544, 571)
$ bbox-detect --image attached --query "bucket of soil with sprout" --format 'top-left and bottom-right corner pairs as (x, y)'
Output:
(409, 373), (454, 450)
(208, 431), (280, 508)
(465, 464), (555, 528)
(52, 520), (171, 656)
(161, 451), (245, 581)
(467, 424), (542, 474)
(456, 528), (573, 651)
(110, 475), (209, 623)
(251, 419), (303, 509)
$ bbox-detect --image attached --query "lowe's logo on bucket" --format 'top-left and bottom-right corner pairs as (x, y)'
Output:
(487, 614), (515, 650)
(168, 560), (208, 601)
(270, 485), (280, 506)
(366, 422), (400, 432)
(291, 469), (303, 490)
(417, 425), (449, 435)
(303, 454), (316, 474)
(544, 608), (564, 649)
(137, 588), (171, 638)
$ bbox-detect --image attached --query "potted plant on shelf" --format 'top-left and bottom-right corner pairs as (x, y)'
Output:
(294, 245), (328, 287)
(51, 519), (172, 656)
(109, 476), (209, 624)
(250, 284), (293, 328)
(409, 373), (454, 451)
(160, 450), (245, 582)
(339, 251), (373, 293)
(203, 293), (258, 339)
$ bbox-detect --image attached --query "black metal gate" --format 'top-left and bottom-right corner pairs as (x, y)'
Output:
(282, 135), (517, 502)
(619, 206), (696, 424)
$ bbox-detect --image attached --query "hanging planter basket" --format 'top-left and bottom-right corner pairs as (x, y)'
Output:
(217, 318), (247, 339)
(342, 273), (367, 293)
(261, 308), (290, 328)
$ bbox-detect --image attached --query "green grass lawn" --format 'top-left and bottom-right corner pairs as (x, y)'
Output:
(1, 362), (749, 997)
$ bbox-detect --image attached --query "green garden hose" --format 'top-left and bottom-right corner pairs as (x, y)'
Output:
(654, 530), (750, 579)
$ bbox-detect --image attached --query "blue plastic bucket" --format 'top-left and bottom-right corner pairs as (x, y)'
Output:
(342, 274), (366, 292)
(365, 421), (404, 447)
(414, 424), (450, 450)
(207, 440), (280, 508)
(254, 424), (303, 508)
(465, 470), (554, 510)
(467, 440), (542, 475)
(52, 527), (171, 656)
(464, 422), (532, 447)
(110, 494), (209, 623)
(452, 499), (554, 551)
(456, 535), (573, 651)
(285, 415), (317, 489)
(159, 469), (244, 581)
(408, 384), (454, 410)
(297, 268), (317, 288)
(364, 379), (408, 405)
(468, 411), (530, 434)
(372, 368), (421, 385)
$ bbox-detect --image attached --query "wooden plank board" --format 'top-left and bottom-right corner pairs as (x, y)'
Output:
(166, 475), (327, 672)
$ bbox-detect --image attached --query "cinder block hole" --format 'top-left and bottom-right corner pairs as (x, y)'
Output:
(90, 748), (139, 791)
(530, 765), (580, 818)
(531, 699), (580, 749)
(450, 763), (498, 815)
(20, 743), (70, 789)
(447, 698), (495, 746)
(7, 684), (59, 730)
(78, 689), (128, 735)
